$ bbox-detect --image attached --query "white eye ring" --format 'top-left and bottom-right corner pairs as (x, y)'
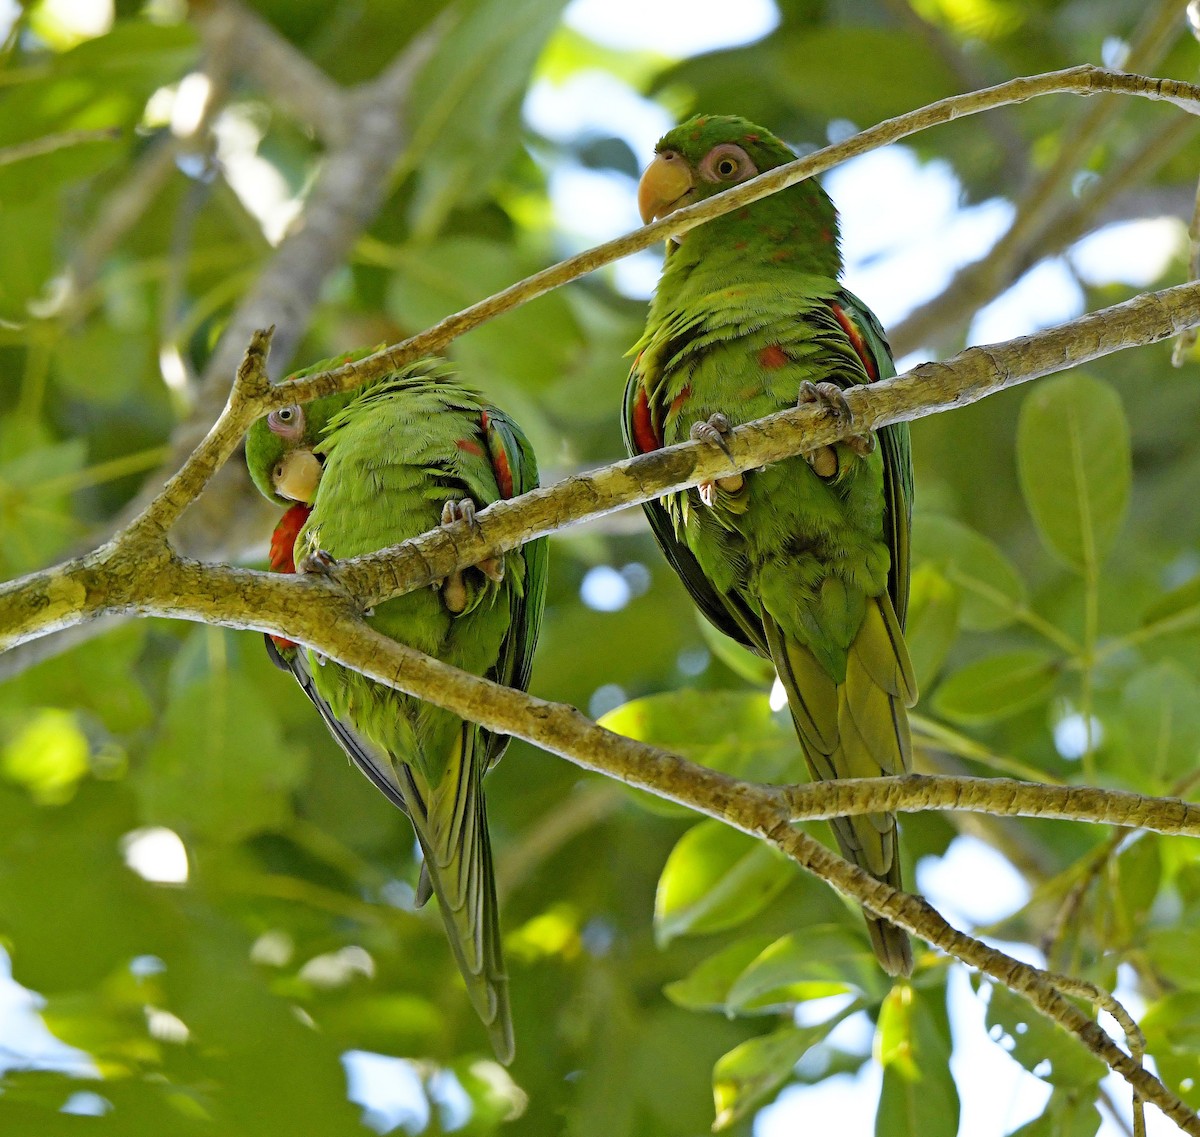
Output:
(267, 405), (305, 439)
(699, 143), (756, 184)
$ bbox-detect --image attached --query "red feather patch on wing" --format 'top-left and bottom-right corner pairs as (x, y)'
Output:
(757, 344), (789, 370)
(482, 411), (515, 499)
(828, 302), (878, 381)
(668, 384), (692, 420)
(268, 503), (311, 651)
(631, 385), (662, 453)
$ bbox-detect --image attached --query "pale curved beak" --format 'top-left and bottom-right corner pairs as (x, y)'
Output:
(273, 449), (323, 504)
(637, 151), (695, 224)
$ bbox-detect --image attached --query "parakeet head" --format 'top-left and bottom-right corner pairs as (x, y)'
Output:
(245, 347), (384, 505)
(246, 400), (325, 506)
(638, 114), (839, 269)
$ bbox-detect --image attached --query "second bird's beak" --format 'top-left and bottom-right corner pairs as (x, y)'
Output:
(638, 151), (695, 224)
(274, 449), (323, 504)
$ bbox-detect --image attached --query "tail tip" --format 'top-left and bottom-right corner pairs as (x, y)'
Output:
(868, 918), (913, 978)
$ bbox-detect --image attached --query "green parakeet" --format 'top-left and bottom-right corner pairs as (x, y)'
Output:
(246, 355), (548, 1060)
(624, 115), (916, 977)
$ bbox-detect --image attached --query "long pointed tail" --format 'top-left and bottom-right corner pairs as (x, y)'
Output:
(400, 726), (514, 1062)
(765, 595), (917, 977)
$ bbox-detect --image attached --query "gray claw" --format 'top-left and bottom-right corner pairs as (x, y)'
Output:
(298, 549), (337, 575)
(798, 381), (875, 470)
(441, 498), (480, 531)
(689, 412), (735, 460)
(798, 380), (852, 423)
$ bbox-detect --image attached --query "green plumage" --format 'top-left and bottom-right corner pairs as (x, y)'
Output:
(625, 116), (916, 976)
(247, 356), (548, 1060)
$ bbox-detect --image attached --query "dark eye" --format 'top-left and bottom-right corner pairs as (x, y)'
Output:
(267, 405), (305, 439)
(699, 143), (758, 185)
(272, 461), (284, 482)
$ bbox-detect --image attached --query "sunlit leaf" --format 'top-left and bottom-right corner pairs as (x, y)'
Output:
(655, 822), (794, 947)
(1112, 664), (1200, 789)
(725, 926), (889, 1013)
(404, 0), (569, 235)
(600, 689), (795, 795)
(876, 982), (959, 1137)
(713, 1019), (844, 1129)
(1141, 992), (1200, 1108)
(1113, 835), (1161, 945)
(1017, 373), (1131, 572)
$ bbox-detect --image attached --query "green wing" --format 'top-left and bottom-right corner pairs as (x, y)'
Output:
(834, 288), (913, 628)
(480, 404), (548, 768)
(621, 369), (769, 657)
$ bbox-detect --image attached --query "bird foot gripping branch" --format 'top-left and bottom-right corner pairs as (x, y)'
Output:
(798, 379), (876, 478)
(688, 413), (746, 507)
(438, 497), (505, 613)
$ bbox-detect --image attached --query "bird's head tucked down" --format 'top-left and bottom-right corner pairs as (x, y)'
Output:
(638, 114), (840, 274)
(245, 347), (386, 506)
(246, 402), (325, 506)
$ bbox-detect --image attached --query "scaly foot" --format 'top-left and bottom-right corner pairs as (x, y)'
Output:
(297, 548), (336, 576)
(797, 381), (875, 478)
(689, 413), (744, 507)
(438, 498), (503, 614)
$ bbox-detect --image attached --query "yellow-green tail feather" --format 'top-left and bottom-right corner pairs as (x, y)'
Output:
(765, 593), (917, 978)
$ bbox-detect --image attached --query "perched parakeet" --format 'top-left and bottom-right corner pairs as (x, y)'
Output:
(624, 115), (916, 977)
(246, 355), (548, 1060)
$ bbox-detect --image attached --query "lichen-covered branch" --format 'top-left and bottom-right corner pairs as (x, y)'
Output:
(5, 275), (1200, 650)
(777, 774), (1200, 834)
(257, 66), (1200, 410)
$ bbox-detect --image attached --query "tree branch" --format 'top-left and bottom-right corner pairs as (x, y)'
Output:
(5, 274), (1200, 649)
(245, 66), (1200, 412)
(778, 774), (1200, 834)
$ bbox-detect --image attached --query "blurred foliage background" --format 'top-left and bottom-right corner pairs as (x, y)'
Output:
(2, 0), (1200, 1133)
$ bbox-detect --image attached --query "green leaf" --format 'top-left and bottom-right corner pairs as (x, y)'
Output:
(725, 926), (890, 1013)
(0, 708), (90, 805)
(1145, 925), (1200, 991)
(1142, 990), (1200, 1050)
(713, 1019), (845, 1129)
(1008, 1089), (1101, 1137)
(1114, 664), (1200, 789)
(1140, 573), (1200, 632)
(403, 0), (568, 235)
(985, 984), (1105, 1087)
(1141, 992), (1200, 1107)
(0, 621), (151, 735)
(876, 983), (960, 1137)
(663, 935), (777, 1012)
(600, 689), (795, 793)
(654, 821), (794, 946)
(904, 562), (960, 690)
(932, 650), (1059, 724)
(1114, 835), (1161, 944)
(1017, 373), (1131, 572)
(912, 514), (1027, 631)
(769, 27), (958, 124)
(138, 666), (306, 843)
(386, 237), (580, 393)
(0, 433), (87, 575)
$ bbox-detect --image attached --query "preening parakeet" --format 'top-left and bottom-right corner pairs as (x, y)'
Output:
(246, 355), (548, 1060)
(625, 115), (916, 977)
